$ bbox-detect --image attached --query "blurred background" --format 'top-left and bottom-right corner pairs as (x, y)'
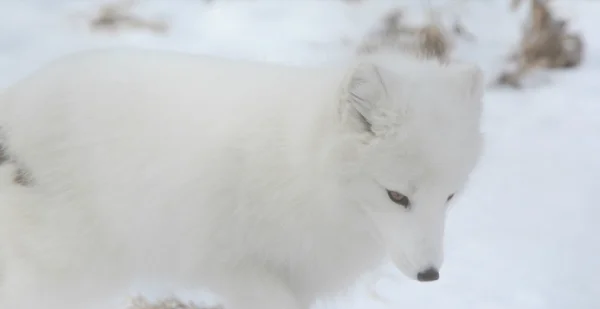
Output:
(0, 0), (598, 308)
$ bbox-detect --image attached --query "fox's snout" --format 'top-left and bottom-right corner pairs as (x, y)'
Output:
(416, 266), (439, 282)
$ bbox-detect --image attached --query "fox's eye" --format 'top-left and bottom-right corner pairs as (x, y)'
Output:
(387, 190), (410, 209)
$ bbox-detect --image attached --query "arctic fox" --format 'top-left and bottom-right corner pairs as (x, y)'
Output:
(0, 48), (484, 309)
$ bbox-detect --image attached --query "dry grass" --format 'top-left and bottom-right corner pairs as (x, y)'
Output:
(451, 18), (476, 42)
(126, 296), (224, 309)
(496, 0), (584, 88)
(356, 0), (584, 89)
(89, 0), (168, 34)
(356, 8), (474, 62)
(356, 9), (452, 61)
(511, 0), (525, 11)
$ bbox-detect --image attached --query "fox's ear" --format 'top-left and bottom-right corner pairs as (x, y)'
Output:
(340, 62), (393, 134)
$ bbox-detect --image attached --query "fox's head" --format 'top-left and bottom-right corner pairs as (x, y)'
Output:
(338, 52), (484, 282)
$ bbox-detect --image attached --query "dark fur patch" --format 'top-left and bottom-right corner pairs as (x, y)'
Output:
(0, 144), (9, 166)
(0, 138), (35, 187)
(13, 167), (34, 186)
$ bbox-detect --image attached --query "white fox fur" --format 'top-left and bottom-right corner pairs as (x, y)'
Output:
(0, 48), (484, 309)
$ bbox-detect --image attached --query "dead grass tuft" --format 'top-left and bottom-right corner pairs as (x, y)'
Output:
(496, 0), (584, 88)
(511, 0), (525, 11)
(90, 0), (168, 34)
(126, 296), (224, 309)
(356, 9), (450, 61)
(356, 8), (474, 62)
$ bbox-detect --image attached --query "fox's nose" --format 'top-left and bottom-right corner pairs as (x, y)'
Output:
(417, 267), (439, 282)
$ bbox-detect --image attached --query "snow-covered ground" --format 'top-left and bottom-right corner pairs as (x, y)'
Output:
(0, 0), (599, 308)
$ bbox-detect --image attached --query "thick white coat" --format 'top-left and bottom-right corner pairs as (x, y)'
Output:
(0, 48), (484, 309)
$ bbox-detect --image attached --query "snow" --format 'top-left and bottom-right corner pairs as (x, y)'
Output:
(0, 0), (599, 308)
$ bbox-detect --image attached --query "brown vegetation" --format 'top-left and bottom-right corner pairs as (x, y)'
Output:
(356, 7), (475, 62)
(356, 9), (452, 61)
(127, 296), (224, 309)
(497, 0), (584, 88)
(89, 0), (168, 34)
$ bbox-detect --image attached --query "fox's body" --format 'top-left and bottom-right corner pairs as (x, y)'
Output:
(0, 48), (484, 309)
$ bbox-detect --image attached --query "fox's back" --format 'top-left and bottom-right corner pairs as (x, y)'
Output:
(0, 48), (342, 190)
(0, 49), (349, 266)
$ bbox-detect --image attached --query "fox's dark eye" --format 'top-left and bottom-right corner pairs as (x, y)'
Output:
(387, 190), (410, 209)
(447, 194), (455, 202)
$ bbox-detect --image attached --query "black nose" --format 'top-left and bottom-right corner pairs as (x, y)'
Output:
(417, 267), (440, 282)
